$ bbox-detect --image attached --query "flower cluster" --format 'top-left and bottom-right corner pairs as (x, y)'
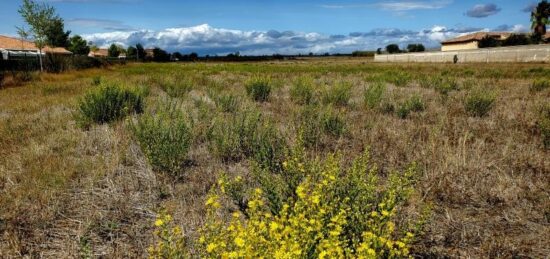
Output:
(148, 211), (189, 259)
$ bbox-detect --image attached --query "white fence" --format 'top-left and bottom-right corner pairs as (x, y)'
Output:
(374, 45), (550, 63)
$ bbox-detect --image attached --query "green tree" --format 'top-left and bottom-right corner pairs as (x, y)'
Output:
(385, 44), (400, 54)
(136, 43), (145, 61)
(502, 34), (531, 46)
(108, 43), (121, 58)
(45, 17), (70, 47)
(478, 35), (500, 48)
(18, 0), (59, 72)
(127, 46), (137, 59)
(152, 47), (170, 62)
(531, 0), (550, 42)
(68, 35), (90, 55)
(407, 44), (425, 52)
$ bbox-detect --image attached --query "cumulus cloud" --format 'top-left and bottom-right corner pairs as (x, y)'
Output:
(82, 24), (494, 55)
(465, 3), (501, 18)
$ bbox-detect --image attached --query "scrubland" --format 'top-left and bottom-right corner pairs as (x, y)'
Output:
(0, 59), (549, 258)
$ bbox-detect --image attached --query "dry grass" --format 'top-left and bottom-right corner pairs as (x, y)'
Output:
(1, 59), (549, 258)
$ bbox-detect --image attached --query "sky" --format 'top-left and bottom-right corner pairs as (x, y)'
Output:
(0, 0), (539, 55)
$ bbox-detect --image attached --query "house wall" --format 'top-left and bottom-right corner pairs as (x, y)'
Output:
(441, 41), (479, 52)
(374, 45), (550, 63)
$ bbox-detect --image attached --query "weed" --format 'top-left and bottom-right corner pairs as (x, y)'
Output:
(158, 75), (194, 97)
(465, 88), (496, 117)
(77, 83), (144, 128)
(214, 93), (239, 113)
(388, 71), (412, 87)
(364, 82), (386, 109)
(132, 103), (193, 174)
(396, 95), (425, 119)
(245, 76), (271, 102)
(322, 80), (352, 106)
(322, 107), (346, 137)
(530, 79), (550, 92)
(290, 76), (315, 105)
(91, 76), (101, 86)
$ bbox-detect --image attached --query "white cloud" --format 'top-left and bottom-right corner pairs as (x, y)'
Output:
(321, 0), (452, 11)
(82, 24), (498, 55)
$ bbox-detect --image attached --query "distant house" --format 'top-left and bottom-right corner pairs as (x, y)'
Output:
(88, 49), (108, 58)
(0, 35), (72, 60)
(145, 48), (155, 58)
(441, 32), (511, 52)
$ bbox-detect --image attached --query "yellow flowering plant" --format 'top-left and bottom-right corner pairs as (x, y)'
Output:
(150, 139), (428, 258)
(148, 211), (189, 259)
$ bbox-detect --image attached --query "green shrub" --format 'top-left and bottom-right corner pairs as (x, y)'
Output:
(77, 84), (144, 128)
(295, 105), (323, 148)
(208, 110), (286, 172)
(290, 76), (315, 105)
(322, 108), (346, 137)
(245, 76), (271, 102)
(387, 71), (411, 87)
(322, 81), (352, 106)
(132, 104), (193, 174)
(214, 94), (239, 113)
(539, 104), (550, 149)
(530, 79), (550, 92)
(396, 95), (425, 119)
(158, 75), (193, 97)
(91, 76), (101, 86)
(464, 88), (496, 117)
(364, 82), (386, 109)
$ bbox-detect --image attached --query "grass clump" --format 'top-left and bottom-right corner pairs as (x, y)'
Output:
(396, 95), (425, 119)
(530, 79), (550, 92)
(214, 93), (240, 113)
(151, 145), (425, 258)
(157, 74), (194, 97)
(387, 71), (412, 87)
(290, 76), (315, 105)
(91, 76), (101, 86)
(464, 88), (496, 117)
(132, 104), (193, 174)
(364, 82), (386, 109)
(77, 83), (144, 128)
(322, 107), (346, 137)
(245, 76), (272, 102)
(208, 110), (286, 172)
(322, 81), (352, 106)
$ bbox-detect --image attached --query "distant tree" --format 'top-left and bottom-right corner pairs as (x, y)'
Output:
(407, 44), (425, 52)
(127, 46), (137, 58)
(45, 17), (70, 48)
(18, 0), (59, 71)
(172, 52), (183, 61)
(152, 47), (170, 62)
(136, 44), (145, 60)
(478, 35), (500, 48)
(502, 34), (531, 46)
(376, 48), (382, 54)
(385, 44), (400, 54)
(108, 43), (121, 58)
(531, 0), (550, 42)
(68, 35), (90, 55)
(309, 52), (314, 56)
(189, 52), (198, 61)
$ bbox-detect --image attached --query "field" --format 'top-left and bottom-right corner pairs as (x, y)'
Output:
(1, 59), (549, 258)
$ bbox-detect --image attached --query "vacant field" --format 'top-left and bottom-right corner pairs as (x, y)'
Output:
(1, 60), (549, 258)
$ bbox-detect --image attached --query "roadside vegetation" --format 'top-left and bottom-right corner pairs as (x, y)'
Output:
(0, 60), (549, 258)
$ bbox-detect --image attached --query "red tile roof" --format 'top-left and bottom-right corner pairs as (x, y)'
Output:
(0, 35), (72, 54)
(442, 32), (511, 45)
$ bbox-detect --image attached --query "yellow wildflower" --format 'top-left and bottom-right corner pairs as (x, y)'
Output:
(154, 219), (164, 227)
(234, 237), (245, 247)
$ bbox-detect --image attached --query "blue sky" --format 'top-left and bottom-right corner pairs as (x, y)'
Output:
(0, 0), (538, 55)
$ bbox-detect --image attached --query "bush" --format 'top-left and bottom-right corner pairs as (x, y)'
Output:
(396, 95), (425, 119)
(208, 110), (286, 172)
(158, 75), (193, 97)
(214, 93), (239, 113)
(245, 76), (271, 102)
(77, 84), (144, 128)
(539, 105), (550, 149)
(132, 104), (193, 174)
(364, 82), (386, 109)
(388, 71), (411, 87)
(150, 144), (426, 258)
(290, 76), (315, 105)
(322, 108), (346, 137)
(322, 81), (352, 106)
(295, 105), (323, 148)
(464, 88), (496, 117)
(530, 79), (550, 92)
